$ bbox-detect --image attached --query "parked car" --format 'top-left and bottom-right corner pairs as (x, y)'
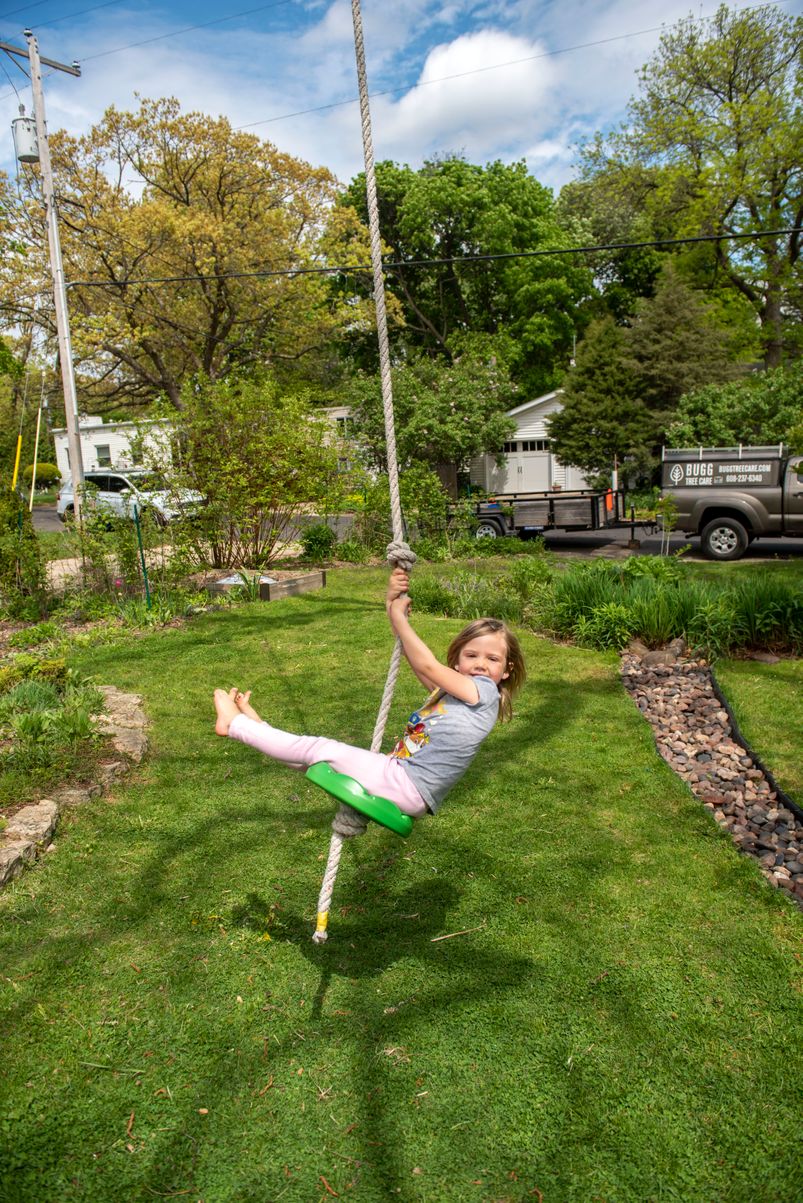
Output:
(57, 470), (204, 526)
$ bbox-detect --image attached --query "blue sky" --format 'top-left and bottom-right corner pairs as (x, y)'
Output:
(1, 0), (800, 192)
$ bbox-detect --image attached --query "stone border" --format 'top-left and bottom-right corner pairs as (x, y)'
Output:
(0, 686), (148, 889)
(621, 642), (803, 906)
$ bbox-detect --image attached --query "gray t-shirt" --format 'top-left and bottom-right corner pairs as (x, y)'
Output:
(389, 675), (500, 812)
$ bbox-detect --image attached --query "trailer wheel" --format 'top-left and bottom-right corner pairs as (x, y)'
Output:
(701, 517), (749, 561)
(474, 518), (503, 539)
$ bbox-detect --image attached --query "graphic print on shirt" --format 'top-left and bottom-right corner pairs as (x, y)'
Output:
(391, 690), (447, 760)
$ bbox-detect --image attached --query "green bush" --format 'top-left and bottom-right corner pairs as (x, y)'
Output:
(335, 536), (371, 564)
(0, 489), (47, 618)
(354, 465), (450, 551)
(409, 556), (802, 657)
(22, 462), (61, 488)
(0, 666), (103, 797)
(299, 522), (337, 561)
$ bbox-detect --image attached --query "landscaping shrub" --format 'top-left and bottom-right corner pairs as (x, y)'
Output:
(335, 536), (372, 563)
(353, 464), (450, 550)
(299, 522), (337, 561)
(573, 600), (635, 650)
(0, 665), (103, 803)
(728, 573), (803, 652)
(0, 490), (47, 619)
(22, 461), (60, 488)
(410, 556), (803, 656)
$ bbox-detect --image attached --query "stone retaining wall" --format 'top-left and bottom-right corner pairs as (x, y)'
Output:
(0, 686), (147, 889)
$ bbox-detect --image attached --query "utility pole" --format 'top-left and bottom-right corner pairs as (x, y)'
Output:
(2, 32), (84, 517)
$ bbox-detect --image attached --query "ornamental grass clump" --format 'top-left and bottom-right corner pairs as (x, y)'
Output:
(411, 555), (802, 657)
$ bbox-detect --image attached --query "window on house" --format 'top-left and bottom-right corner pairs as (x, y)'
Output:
(335, 416), (352, 440)
(520, 439), (551, 452)
(502, 441), (519, 453)
(95, 444), (112, 466)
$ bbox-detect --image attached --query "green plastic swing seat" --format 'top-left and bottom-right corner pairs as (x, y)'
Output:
(305, 762), (413, 838)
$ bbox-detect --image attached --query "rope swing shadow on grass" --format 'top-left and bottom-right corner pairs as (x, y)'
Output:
(308, 0), (416, 945)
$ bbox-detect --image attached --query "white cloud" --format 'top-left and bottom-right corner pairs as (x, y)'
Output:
(371, 29), (557, 166)
(0, 0), (739, 193)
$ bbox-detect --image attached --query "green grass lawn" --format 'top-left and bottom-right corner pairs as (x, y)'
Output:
(715, 658), (803, 806)
(1, 568), (802, 1202)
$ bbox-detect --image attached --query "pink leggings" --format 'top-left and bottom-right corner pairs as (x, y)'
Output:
(228, 714), (430, 818)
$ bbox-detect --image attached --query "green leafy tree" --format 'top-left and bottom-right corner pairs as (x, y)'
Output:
(626, 264), (737, 425)
(171, 373), (345, 568)
(667, 364), (803, 448)
(342, 157), (593, 395)
(557, 169), (664, 323)
(1, 98), (374, 412)
(548, 268), (738, 476)
(547, 318), (653, 479)
(344, 345), (517, 485)
(579, 5), (803, 367)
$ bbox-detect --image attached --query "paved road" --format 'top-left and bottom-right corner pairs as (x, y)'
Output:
(31, 504), (64, 533)
(32, 504), (803, 561)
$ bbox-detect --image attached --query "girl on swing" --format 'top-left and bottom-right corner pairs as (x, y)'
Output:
(213, 567), (526, 818)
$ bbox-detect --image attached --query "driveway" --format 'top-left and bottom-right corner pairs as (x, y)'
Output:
(542, 525), (803, 561)
(31, 504), (63, 533)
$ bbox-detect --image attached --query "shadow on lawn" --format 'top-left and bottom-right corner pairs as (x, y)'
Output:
(228, 870), (538, 1200)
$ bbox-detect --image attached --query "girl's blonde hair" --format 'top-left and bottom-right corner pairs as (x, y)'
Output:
(446, 618), (526, 723)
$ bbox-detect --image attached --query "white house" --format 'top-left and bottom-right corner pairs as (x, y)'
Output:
(469, 390), (591, 494)
(52, 416), (176, 481)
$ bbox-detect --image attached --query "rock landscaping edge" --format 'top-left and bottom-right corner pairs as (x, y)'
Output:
(621, 641), (803, 908)
(0, 686), (147, 889)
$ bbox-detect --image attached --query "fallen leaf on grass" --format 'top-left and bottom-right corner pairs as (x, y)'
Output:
(126, 1112), (135, 1138)
(320, 1175), (339, 1196)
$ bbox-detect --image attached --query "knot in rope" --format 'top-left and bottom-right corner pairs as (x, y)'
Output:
(386, 539), (417, 573)
(331, 803), (369, 839)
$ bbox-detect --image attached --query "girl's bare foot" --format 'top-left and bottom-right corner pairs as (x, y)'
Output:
(214, 687), (239, 736)
(234, 689), (262, 723)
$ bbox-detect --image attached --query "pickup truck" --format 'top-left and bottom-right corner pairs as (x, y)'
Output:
(661, 445), (803, 560)
(461, 487), (628, 539)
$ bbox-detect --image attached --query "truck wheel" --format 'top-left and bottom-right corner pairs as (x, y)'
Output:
(701, 517), (749, 561)
(474, 519), (503, 539)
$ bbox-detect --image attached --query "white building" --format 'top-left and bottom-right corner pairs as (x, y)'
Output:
(469, 391), (591, 494)
(52, 416), (176, 481)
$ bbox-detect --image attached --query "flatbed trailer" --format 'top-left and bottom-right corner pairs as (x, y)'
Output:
(461, 487), (630, 538)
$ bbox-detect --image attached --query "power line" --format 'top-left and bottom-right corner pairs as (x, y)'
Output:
(63, 227), (803, 290)
(1, 0), (791, 115)
(0, 0), (53, 20)
(37, 0), (127, 31)
(81, 0), (295, 62)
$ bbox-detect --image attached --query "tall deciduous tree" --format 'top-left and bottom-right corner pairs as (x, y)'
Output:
(344, 343), (517, 484)
(342, 157), (592, 395)
(667, 365), (803, 448)
(0, 98), (373, 411)
(581, 5), (802, 368)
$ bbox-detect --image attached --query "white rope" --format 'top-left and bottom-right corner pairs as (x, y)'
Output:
(312, 0), (415, 943)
